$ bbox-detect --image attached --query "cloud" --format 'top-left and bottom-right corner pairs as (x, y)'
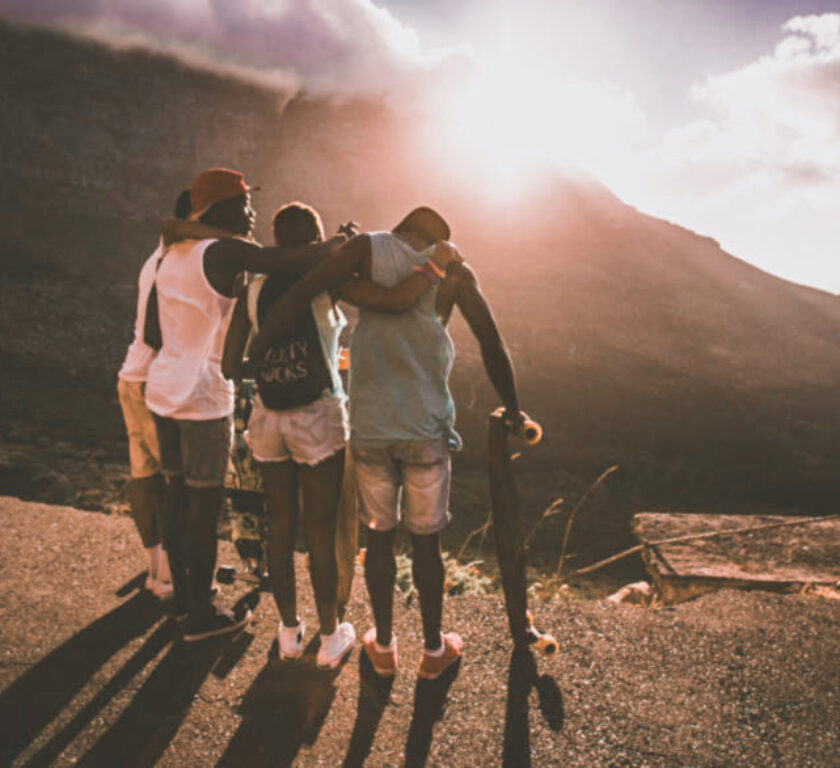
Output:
(617, 13), (840, 291)
(0, 0), (472, 97)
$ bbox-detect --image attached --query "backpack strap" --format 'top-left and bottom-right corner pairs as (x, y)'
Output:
(142, 244), (169, 351)
(247, 275), (267, 333)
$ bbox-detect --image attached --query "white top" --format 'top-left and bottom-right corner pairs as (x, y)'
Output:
(145, 238), (237, 420)
(118, 240), (162, 382)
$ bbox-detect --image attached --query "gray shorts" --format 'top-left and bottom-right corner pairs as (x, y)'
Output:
(153, 414), (233, 488)
(352, 438), (451, 535)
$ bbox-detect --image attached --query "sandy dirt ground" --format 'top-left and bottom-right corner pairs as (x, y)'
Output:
(0, 496), (838, 768)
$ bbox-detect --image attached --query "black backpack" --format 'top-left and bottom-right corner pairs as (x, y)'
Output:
(249, 273), (333, 411)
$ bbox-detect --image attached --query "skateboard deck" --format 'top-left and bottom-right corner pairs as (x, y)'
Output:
(336, 447), (358, 619)
(224, 380), (268, 581)
(488, 410), (556, 655)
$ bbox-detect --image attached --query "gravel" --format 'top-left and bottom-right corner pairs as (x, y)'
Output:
(1, 497), (837, 767)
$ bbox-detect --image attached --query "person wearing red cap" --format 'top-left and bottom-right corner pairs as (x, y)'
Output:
(146, 168), (344, 642)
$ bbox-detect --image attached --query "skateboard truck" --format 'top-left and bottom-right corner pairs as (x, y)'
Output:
(216, 564), (270, 589)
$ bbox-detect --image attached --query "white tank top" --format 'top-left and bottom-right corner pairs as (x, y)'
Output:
(145, 238), (236, 419)
(118, 240), (162, 382)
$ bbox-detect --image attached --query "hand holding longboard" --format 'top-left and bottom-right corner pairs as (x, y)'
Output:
(493, 407), (544, 446)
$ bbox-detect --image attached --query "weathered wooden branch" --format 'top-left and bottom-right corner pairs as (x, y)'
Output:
(556, 514), (840, 583)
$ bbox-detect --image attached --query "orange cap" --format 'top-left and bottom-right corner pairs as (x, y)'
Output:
(190, 168), (250, 213)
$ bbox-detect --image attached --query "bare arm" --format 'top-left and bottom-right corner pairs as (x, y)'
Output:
(450, 263), (523, 423)
(208, 236), (342, 276)
(161, 218), (232, 246)
(337, 240), (463, 312)
(249, 235), (371, 360)
(336, 276), (428, 312)
(250, 236), (466, 356)
(221, 291), (254, 381)
(162, 217), (343, 293)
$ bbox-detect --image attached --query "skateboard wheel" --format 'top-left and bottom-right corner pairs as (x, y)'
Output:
(216, 565), (236, 584)
(521, 420), (543, 445)
(535, 634), (558, 657)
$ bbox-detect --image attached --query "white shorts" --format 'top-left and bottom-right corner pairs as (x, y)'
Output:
(245, 395), (348, 466)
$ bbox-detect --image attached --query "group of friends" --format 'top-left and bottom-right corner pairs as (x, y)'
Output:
(117, 167), (526, 680)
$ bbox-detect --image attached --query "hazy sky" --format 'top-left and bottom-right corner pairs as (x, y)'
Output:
(3, 1), (839, 291)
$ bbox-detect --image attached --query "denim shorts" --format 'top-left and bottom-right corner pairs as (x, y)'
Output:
(351, 437), (451, 535)
(153, 413), (233, 488)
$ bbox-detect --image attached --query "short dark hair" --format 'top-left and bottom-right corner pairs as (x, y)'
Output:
(393, 207), (450, 245)
(174, 189), (192, 220)
(273, 202), (324, 248)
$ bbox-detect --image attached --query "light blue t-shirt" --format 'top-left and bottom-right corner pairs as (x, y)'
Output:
(349, 232), (461, 450)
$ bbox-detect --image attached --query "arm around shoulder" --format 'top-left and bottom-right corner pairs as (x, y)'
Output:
(249, 235), (369, 360)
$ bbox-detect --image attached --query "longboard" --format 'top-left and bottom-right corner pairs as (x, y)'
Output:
(488, 409), (557, 655)
(336, 447), (358, 619)
(221, 380), (268, 585)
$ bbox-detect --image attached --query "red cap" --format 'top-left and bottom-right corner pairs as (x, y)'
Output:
(190, 168), (250, 213)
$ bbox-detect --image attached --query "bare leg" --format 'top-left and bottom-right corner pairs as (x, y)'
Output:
(184, 486), (224, 623)
(161, 475), (187, 614)
(411, 532), (444, 651)
(364, 528), (397, 647)
(261, 461), (300, 627)
(299, 450), (344, 636)
(129, 473), (165, 548)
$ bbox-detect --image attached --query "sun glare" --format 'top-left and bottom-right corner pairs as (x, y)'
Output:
(429, 47), (646, 200)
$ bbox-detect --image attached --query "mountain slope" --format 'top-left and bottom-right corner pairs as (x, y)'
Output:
(2, 20), (839, 567)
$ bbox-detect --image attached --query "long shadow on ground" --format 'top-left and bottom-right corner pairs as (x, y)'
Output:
(216, 639), (342, 768)
(404, 658), (462, 768)
(0, 587), (165, 766)
(343, 652), (395, 768)
(73, 627), (251, 768)
(503, 648), (564, 768)
(24, 616), (176, 768)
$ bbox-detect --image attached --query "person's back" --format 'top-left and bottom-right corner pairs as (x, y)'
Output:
(145, 237), (235, 420)
(116, 188), (192, 603)
(222, 201), (356, 668)
(350, 231), (459, 449)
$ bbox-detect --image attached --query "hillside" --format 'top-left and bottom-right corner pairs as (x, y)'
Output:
(2, 19), (840, 573)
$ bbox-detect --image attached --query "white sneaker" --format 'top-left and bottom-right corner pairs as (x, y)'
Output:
(316, 622), (355, 669)
(278, 621), (306, 660)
